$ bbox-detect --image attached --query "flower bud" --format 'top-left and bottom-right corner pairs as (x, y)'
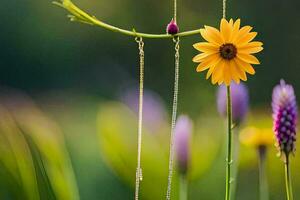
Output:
(166, 19), (179, 35)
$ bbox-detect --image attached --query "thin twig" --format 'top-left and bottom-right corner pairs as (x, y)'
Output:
(53, 0), (201, 39)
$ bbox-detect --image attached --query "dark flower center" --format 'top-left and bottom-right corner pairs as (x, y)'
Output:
(219, 43), (237, 60)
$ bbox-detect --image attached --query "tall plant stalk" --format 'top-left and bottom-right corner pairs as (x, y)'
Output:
(284, 154), (294, 200)
(179, 175), (188, 200)
(231, 129), (240, 200)
(225, 86), (233, 200)
(258, 147), (269, 200)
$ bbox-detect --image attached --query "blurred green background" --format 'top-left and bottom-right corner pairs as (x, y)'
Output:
(0, 0), (300, 199)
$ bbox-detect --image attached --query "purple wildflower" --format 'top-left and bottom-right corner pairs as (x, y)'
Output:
(120, 88), (167, 133)
(174, 115), (192, 175)
(217, 82), (249, 125)
(166, 19), (179, 35)
(272, 80), (298, 156)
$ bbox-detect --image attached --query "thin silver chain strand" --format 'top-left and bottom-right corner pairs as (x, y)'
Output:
(166, 37), (180, 200)
(223, 0), (226, 18)
(134, 37), (145, 200)
(174, 0), (177, 22)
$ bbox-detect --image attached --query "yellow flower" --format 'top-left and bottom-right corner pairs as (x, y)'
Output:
(193, 18), (263, 85)
(240, 126), (274, 148)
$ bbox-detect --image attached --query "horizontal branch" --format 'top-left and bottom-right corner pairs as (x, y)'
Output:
(53, 0), (201, 39)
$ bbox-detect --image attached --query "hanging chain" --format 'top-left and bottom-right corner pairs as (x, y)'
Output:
(223, 0), (227, 18)
(174, 0), (177, 22)
(134, 36), (145, 200)
(166, 0), (180, 197)
(166, 36), (180, 200)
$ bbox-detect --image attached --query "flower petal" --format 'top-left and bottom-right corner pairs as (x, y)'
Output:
(239, 46), (263, 54)
(205, 58), (223, 79)
(193, 52), (217, 62)
(196, 54), (220, 72)
(235, 58), (256, 75)
(223, 61), (231, 85)
(229, 19), (234, 27)
(201, 26), (224, 45)
(229, 60), (240, 83)
(220, 18), (232, 42)
(239, 41), (263, 49)
(193, 42), (219, 53)
(218, 79), (224, 85)
(237, 53), (260, 64)
(244, 64), (256, 75)
(206, 66), (215, 79)
(212, 71), (220, 84)
(230, 19), (241, 42)
(212, 60), (225, 84)
(233, 59), (247, 81)
(236, 32), (258, 46)
(232, 25), (253, 43)
(196, 63), (210, 72)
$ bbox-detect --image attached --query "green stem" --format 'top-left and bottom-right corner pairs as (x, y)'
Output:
(231, 128), (240, 200)
(225, 86), (233, 200)
(179, 175), (188, 200)
(53, 0), (201, 39)
(258, 146), (269, 200)
(284, 154), (294, 200)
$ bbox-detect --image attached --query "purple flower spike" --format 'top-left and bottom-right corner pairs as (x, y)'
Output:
(217, 82), (249, 125)
(166, 19), (179, 35)
(272, 80), (298, 156)
(174, 115), (192, 175)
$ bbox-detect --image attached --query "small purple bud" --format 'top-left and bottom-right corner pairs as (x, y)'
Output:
(174, 115), (192, 175)
(217, 82), (249, 125)
(272, 80), (298, 157)
(166, 19), (179, 35)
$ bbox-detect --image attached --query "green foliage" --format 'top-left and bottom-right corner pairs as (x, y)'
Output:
(97, 101), (220, 199)
(0, 105), (39, 200)
(0, 95), (79, 200)
(53, 0), (97, 25)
